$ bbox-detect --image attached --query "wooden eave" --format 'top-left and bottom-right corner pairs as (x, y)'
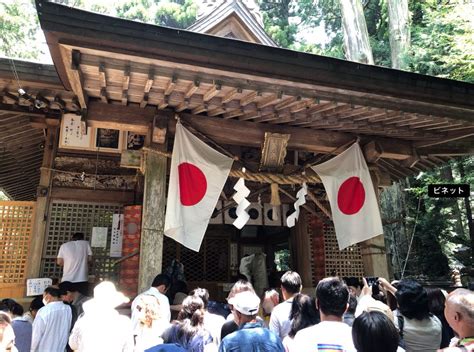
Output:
(0, 58), (78, 200)
(25, 1), (474, 184)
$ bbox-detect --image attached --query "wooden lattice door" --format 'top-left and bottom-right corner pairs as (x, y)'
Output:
(323, 223), (365, 278)
(0, 201), (36, 298)
(41, 200), (122, 283)
(163, 235), (230, 282)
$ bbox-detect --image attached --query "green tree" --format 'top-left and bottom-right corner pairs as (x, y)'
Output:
(382, 157), (473, 280)
(0, 0), (44, 60)
(408, 1), (474, 83)
(115, 0), (197, 28)
(259, 0), (297, 48)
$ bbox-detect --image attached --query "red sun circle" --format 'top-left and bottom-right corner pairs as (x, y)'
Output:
(337, 176), (365, 215)
(178, 162), (207, 206)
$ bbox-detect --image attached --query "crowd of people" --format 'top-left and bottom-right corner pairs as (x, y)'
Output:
(0, 270), (472, 352)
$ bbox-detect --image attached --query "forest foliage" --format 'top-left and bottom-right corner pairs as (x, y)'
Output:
(0, 0), (472, 280)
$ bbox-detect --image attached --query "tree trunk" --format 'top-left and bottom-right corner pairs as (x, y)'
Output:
(388, 0), (410, 69)
(457, 160), (474, 261)
(441, 164), (465, 236)
(339, 0), (374, 64)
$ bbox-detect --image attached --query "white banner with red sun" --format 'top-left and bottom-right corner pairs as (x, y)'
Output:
(164, 122), (234, 252)
(312, 143), (383, 250)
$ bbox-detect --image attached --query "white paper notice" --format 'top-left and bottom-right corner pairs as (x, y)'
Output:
(110, 214), (124, 257)
(61, 114), (91, 148)
(27, 278), (53, 296)
(91, 227), (108, 248)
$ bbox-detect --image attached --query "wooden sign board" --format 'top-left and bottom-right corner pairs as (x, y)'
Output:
(60, 113), (92, 149)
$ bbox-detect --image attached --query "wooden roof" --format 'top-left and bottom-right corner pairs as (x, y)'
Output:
(187, 0), (276, 46)
(0, 59), (77, 200)
(1, 1), (473, 199)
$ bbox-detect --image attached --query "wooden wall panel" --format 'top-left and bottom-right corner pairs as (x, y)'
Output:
(0, 201), (36, 298)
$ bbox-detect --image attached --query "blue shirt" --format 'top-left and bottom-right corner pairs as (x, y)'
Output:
(219, 321), (284, 352)
(145, 343), (187, 352)
(12, 318), (32, 352)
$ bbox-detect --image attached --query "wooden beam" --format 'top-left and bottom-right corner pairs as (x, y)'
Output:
(159, 96), (169, 110)
(86, 101), (154, 133)
(66, 48), (88, 109)
(240, 91), (261, 106)
(222, 87), (242, 103)
(164, 75), (178, 96)
(139, 93), (149, 108)
(203, 82), (221, 102)
(175, 111), (413, 159)
(221, 108), (243, 119)
(257, 92), (282, 109)
(100, 87), (108, 104)
(51, 187), (135, 203)
(75, 103), (471, 160)
(415, 130), (474, 148)
(275, 96), (300, 111)
(363, 141), (383, 163)
(144, 68), (155, 93)
(122, 65), (130, 106)
(99, 62), (107, 87)
(192, 104), (208, 115)
(185, 79), (200, 99)
(175, 98), (188, 112)
(140, 68), (155, 108)
(53, 95), (66, 110)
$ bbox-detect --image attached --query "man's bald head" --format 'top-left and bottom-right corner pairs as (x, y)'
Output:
(445, 288), (474, 339)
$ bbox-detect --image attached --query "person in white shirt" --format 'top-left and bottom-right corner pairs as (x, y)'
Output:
(57, 232), (92, 295)
(31, 286), (72, 352)
(269, 271), (302, 340)
(292, 277), (356, 352)
(131, 274), (171, 340)
(69, 281), (134, 352)
(0, 312), (16, 352)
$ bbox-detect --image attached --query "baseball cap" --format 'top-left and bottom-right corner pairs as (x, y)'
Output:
(228, 291), (260, 316)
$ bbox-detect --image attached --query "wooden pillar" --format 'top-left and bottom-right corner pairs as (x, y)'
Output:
(360, 167), (390, 278)
(138, 117), (168, 292)
(26, 126), (58, 279)
(293, 211), (313, 287)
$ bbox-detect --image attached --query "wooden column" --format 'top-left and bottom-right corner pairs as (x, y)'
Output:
(360, 167), (390, 278)
(138, 117), (168, 292)
(293, 211), (313, 288)
(26, 126), (58, 279)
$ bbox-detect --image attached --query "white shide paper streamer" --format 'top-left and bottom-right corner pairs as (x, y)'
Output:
(232, 177), (250, 229)
(286, 183), (308, 227)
